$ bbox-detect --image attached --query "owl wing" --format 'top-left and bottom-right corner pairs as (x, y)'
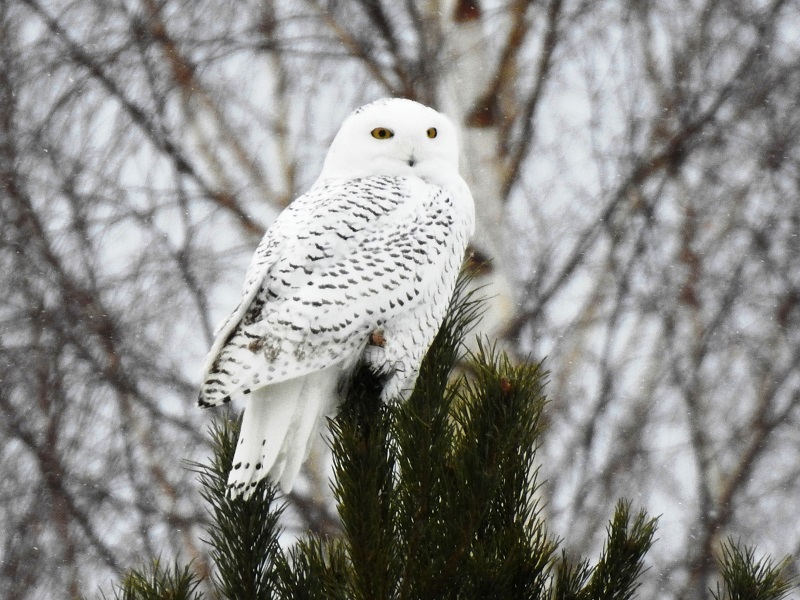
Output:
(198, 175), (467, 407)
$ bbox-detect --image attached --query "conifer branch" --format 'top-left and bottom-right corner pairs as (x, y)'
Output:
(101, 269), (796, 600)
(106, 559), (203, 600)
(276, 537), (350, 600)
(582, 501), (658, 600)
(392, 268), (486, 597)
(551, 551), (592, 600)
(329, 365), (399, 600)
(711, 538), (796, 600)
(191, 417), (284, 600)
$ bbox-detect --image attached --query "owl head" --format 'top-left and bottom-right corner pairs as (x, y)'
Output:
(316, 98), (461, 188)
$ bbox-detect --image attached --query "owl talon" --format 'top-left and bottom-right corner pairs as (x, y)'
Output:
(369, 329), (386, 347)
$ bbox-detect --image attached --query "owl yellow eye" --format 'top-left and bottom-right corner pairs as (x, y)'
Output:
(371, 127), (394, 140)
(426, 127), (437, 138)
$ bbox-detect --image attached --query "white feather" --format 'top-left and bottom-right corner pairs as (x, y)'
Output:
(227, 364), (341, 498)
(227, 380), (300, 498)
(277, 365), (342, 492)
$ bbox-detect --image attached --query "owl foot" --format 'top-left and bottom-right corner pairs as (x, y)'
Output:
(368, 328), (385, 347)
(380, 368), (418, 403)
(363, 328), (387, 371)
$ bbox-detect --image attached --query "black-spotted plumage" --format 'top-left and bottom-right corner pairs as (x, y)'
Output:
(198, 99), (475, 497)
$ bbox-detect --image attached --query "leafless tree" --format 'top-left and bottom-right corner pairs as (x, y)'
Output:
(1, 0), (798, 598)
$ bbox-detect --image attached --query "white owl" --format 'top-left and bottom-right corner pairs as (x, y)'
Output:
(199, 98), (475, 498)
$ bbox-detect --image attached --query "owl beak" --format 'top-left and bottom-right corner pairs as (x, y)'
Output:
(406, 151), (417, 167)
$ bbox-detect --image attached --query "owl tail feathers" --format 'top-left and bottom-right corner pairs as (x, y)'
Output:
(226, 365), (341, 499)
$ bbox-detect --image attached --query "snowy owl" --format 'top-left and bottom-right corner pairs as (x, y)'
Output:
(198, 98), (475, 498)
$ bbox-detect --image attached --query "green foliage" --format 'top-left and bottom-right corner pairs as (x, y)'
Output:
(328, 362), (398, 600)
(275, 538), (350, 600)
(192, 417), (284, 600)
(579, 502), (657, 600)
(102, 271), (796, 600)
(712, 538), (796, 600)
(548, 502), (656, 600)
(551, 551), (592, 600)
(278, 272), (655, 600)
(106, 559), (203, 600)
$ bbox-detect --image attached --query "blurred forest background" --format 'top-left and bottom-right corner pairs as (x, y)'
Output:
(2, 0), (799, 598)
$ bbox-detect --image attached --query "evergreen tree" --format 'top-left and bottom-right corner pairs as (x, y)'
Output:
(104, 273), (796, 600)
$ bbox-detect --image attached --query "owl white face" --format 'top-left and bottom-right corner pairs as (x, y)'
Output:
(317, 98), (461, 187)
